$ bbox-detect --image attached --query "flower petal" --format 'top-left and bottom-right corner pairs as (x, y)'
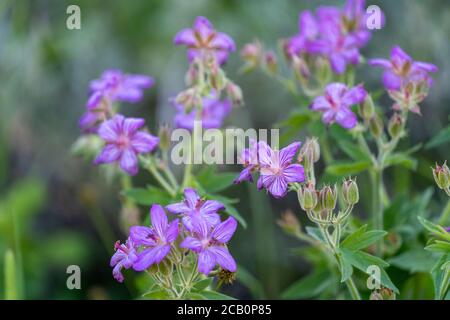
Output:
(282, 164), (305, 183)
(200, 200), (225, 216)
(129, 226), (156, 246)
(133, 245), (170, 271)
(311, 96), (331, 111)
(197, 250), (216, 275)
(279, 142), (301, 167)
(166, 219), (179, 243)
(183, 188), (200, 208)
(119, 149), (139, 175)
(336, 107), (358, 129)
(123, 118), (145, 135)
(382, 70), (402, 90)
(94, 144), (122, 164)
(131, 132), (159, 153)
(98, 115), (123, 141)
(166, 201), (190, 214)
(174, 28), (196, 46)
(180, 236), (202, 252)
(342, 84), (367, 106)
(150, 204), (168, 238)
(211, 217), (237, 243)
(267, 176), (288, 198)
(209, 246), (237, 272)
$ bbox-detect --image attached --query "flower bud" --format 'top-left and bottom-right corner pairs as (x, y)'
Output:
(369, 114), (383, 138)
(226, 82), (243, 107)
(158, 124), (171, 152)
(292, 55), (311, 81)
(320, 185), (337, 211)
(209, 63), (227, 91)
(342, 178), (359, 205)
(432, 162), (450, 190)
(359, 95), (375, 120)
(218, 269), (236, 285)
(175, 88), (201, 112)
(240, 41), (262, 67)
(264, 51), (278, 75)
(298, 185), (318, 211)
(185, 62), (200, 87)
(299, 137), (320, 164)
(277, 210), (301, 236)
(370, 288), (396, 300)
(388, 113), (403, 139)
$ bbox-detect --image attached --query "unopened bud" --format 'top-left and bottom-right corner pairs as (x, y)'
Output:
(298, 185), (318, 211)
(175, 88), (201, 112)
(342, 178), (359, 205)
(240, 41), (262, 65)
(359, 95), (375, 120)
(209, 63), (227, 91)
(432, 162), (450, 190)
(370, 288), (396, 300)
(264, 51), (278, 75)
(226, 82), (243, 107)
(320, 185), (337, 211)
(299, 137), (320, 164)
(292, 55), (311, 80)
(369, 114), (383, 138)
(277, 210), (301, 236)
(158, 124), (171, 152)
(185, 62), (200, 87)
(388, 113), (403, 139)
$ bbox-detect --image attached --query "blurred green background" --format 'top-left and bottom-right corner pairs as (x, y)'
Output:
(0, 0), (449, 299)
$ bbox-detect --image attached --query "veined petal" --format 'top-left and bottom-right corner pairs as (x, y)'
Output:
(191, 216), (210, 240)
(267, 176), (288, 198)
(166, 201), (190, 214)
(382, 70), (402, 90)
(183, 188), (200, 208)
(125, 75), (154, 88)
(94, 144), (122, 164)
(150, 204), (168, 238)
(234, 167), (254, 184)
(368, 58), (391, 69)
(180, 236), (202, 252)
(174, 28), (196, 46)
(112, 263), (124, 283)
(166, 219), (179, 243)
(122, 118), (145, 135)
(133, 245), (170, 271)
(131, 132), (159, 153)
(342, 84), (367, 106)
(129, 226), (156, 246)
(119, 149), (139, 175)
(336, 107), (358, 129)
(311, 96), (331, 111)
(209, 246), (237, 272)
(329, 53), (347, 74)
(282, 164), (305, 183)
(414, 61), (438, 73)
(200, 200), (225, 216)
(98, 116), (123, 141)
(197, 250), (216, 275)
(211, 217), (237, 243)
(279, 142), (301, 166)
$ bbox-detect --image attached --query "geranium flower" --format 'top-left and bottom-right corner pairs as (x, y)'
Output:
(130, 205), (179, 271)
(174, 16), (236, 65)
(110, 238), (138, 283)
(180, 217), (237, 275)
(166, 188), (223, 231)
(257, 142), (305, 198)
(94, 114), (159, 175)
(368, 46), (438, 91)
(311, 83), (367, 129)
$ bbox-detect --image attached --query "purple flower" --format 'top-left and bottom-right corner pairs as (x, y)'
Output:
(234, 140), (269, 184)
(130, 205), (179, 271)
(94, 114), (159, 175)
(368, 46), (438, 91)
(110, 238), (138, 283)
(87, 69), (154, 109)
(341, 0), (377, 48)
(446, 226), (450, 233)
(180, 217), (237, 275)
(257, 142), (305, 198)
(286, 11), (319, 57)
(174, 16), (236, 65)
(166, 188), (223, 231)
(173, 96), (232, 131)
(311, 83), (367, 129)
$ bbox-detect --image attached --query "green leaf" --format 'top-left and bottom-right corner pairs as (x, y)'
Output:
(222, 203), (247, 229)
(192, 278), (213, 291)
(143, 289), (171, 300)
(197, 167), (237, 193)
(325, 160), (371, 176)
(336, 252), (354, 283)
(185, 292), (206, 300)
(431, 253), (450, 299)
(305, 226), (326, 243)
(200, 290), (236, 300)
(388, 249), (437, 273)
(339, 248), (398, 293)
(419, 217), (450, 241)
(426, 125), (450, 149)
(281, 268), (332, 299)
(122, 186), (173, 206)
(384, 153), (417, 170)
(4, 249), (18, 300)
(425, 241), (450, 254)
(337, 140), (371, 162)
(341, 225), (387, 251)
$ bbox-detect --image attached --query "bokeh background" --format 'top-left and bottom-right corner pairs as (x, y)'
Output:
(0, 0), (449, 299)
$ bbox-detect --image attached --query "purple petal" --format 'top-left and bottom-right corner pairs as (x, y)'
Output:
(183, 188), (200, 208)
(200, 200), (225, 216)
(110, 251), (126, 267)
(391, 45), (412, 64)
(116, 87), (143, 103)
(322, 110), (336, 125)
(368, 58), (391, 69)
(150, 204), (168, 238)
(279, 142), (301, 166)
(234, 167), (254, 184)
(211, 217), (237, 243)
(282, 164), (305, 183)
(112, 264), (124, 282)
(119, 149), (138, 175)
(267, 176), (288, 198)
(123, 118), (145, 135)
(414, 61), (438, 73)
(342, 84), (367, 106)
(174, 28), (196, 46)
(382, 70), (402, 90)
(336, 108), (358, 129)
(98, 116), (123, 141)
(166, 219), (179, 243)
(311, 96), (332, 111)
(133, 245), (170, 271)
(330, 53), (347, 74)
(126, 75), (154, 88)
(191, 216), (210, 240)
(299, 10), (318, 39)
(94, 144), (122, 164)
(166, 201), (190, 214)
(209, 246), (237, 272)
(131, 132), (159, 153)
(211, 32), (236, 51)
(180, 236), (202, 252)
(197, 250), (216, 275)
(193, 16), (213, 38)
(86, 91), (103, 109)
(129, 226), (156, 246)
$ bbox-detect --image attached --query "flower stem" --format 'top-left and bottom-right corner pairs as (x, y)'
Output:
(145, 158), (176, 197)
(345, 276), (362, 300)
(370, 168), (384, 256)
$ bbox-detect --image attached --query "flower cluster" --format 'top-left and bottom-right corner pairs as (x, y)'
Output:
(285, 0), (380, 74)
(110, 189), (237, 282)
(369, 46), (438, 114)
(235, 141), (305, 198)
(80, 69), (154, 133)
(311, 83), (367, 129)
